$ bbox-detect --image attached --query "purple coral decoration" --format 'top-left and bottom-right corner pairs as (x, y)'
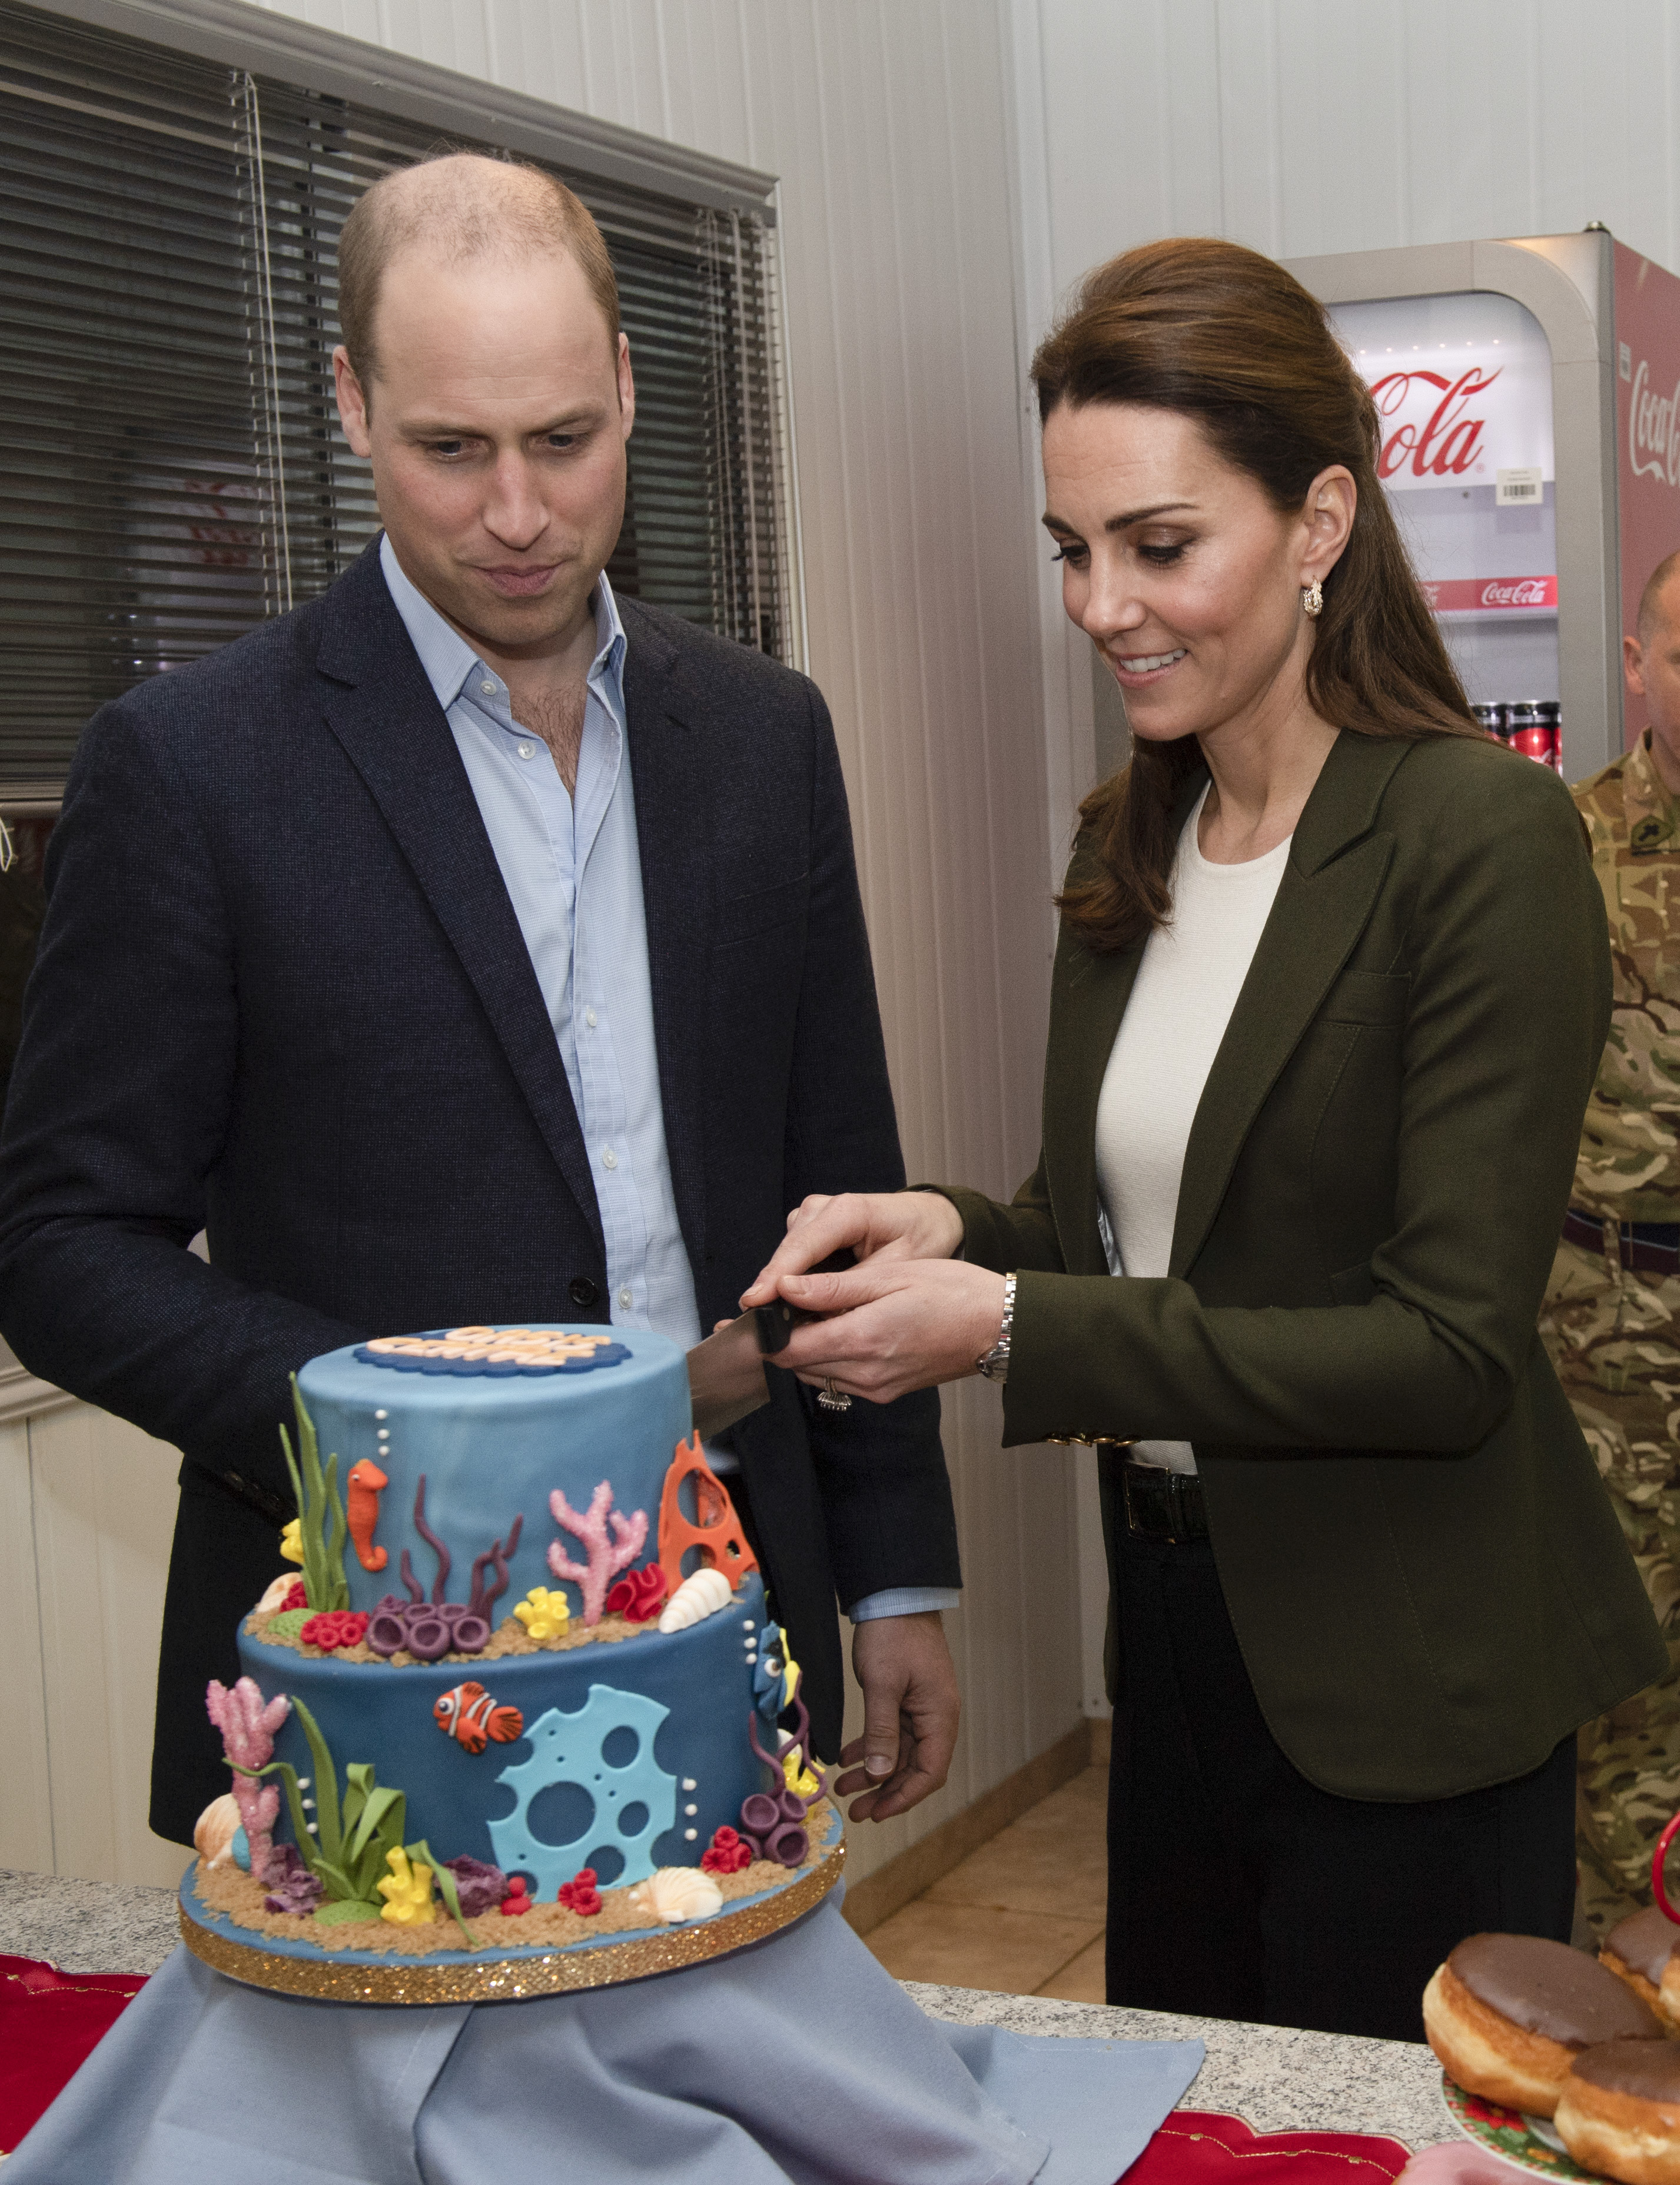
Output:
(469, 1512), (524, 1621)
(366, 1595), (490, 1660)
(441, 1854), (509, 1917)
(262, 1842), (324, 1914)
(206, 1675), (291, 1878)
(547, 1480), (648, 1626)
(372, 1493), (520, 1656)
(739, 1669), (828, 1867)
(401, 1475), (451, 1604)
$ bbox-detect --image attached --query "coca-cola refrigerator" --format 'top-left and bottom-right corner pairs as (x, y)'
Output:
(1280, 230), (1680, 781)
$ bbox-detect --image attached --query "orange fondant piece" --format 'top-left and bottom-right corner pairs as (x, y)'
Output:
(347, 1458), (389, 1572)
(658, 1433), (759, 1593)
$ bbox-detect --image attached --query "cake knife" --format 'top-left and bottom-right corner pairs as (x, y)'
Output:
(685, 1302), (814, 1441)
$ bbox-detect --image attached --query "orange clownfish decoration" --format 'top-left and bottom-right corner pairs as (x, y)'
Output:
(346, 1458), (388, 1572)
(433, 1681), (524, 1755)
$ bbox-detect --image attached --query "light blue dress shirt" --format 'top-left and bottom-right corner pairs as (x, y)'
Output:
(379, 539), (956, 1625)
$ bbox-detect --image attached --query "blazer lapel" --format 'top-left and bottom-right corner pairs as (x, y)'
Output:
(621, 605), (714, 1270)
(1168, 732), (1410, 1279)
(313, 549), (604, 1250)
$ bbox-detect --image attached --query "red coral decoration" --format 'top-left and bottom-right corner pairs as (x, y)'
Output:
(300, 1609), (370, 1652)
(605, 1565), (668, 1623)
(499, 1877), (532, 1918)
(557, 1867), (603, 1916)
(281, 1580), (308, 1612)
(700, 1826), (753, 1875)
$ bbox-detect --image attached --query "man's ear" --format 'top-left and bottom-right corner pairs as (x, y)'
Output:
(333, 344), (374, 459)
(1626, 633), (1648, 698)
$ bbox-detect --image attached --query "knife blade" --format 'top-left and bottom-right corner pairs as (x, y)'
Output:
(685, 1304), (816, 1441)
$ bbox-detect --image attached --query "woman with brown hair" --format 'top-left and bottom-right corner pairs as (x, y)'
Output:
(744, 238), (1665, 2038)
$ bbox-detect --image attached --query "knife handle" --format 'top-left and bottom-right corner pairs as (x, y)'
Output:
(752, 1301), (816, 1355)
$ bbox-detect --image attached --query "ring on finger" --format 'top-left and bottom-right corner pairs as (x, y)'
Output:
(817, 1377), (852, 1414)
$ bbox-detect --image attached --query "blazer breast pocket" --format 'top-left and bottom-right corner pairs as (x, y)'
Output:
(713, 873), (810, 947)
(1319, 968), (1410, 1027)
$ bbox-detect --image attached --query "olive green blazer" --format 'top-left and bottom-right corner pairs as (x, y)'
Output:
(945, 728), (1665, 1802)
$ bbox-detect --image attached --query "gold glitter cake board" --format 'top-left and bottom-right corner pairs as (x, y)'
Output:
(180, 1830), (845, 2005)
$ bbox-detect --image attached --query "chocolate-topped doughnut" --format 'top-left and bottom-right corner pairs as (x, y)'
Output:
(1603, 1906), (1680, 2030)
(1422, 1934), (1664, 2117)
(1557, 2040), (1680, 2184)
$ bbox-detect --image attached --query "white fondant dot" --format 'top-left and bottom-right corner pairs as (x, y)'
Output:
(682, 1778), (696, 1791)
(684, 1829), (697, 1840)
(685, 1804), (698, 1816)
(374, 1410), (388, 1420)
(742, 1621), (755, 1631)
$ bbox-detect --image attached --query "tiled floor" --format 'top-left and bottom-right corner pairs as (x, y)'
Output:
(862, 1765), (1108, 2002)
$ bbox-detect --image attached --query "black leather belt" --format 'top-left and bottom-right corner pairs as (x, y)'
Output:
(1563, 1206), (1680, 1277)
(1121, 1459), (1207, 1544)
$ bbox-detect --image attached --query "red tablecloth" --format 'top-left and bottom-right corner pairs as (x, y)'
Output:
(0, 1954), (1419, 2181)
(1, 1955), (148, 2154)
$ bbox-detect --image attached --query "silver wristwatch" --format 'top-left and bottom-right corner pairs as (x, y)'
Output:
(975, 1271), (1016, 1384)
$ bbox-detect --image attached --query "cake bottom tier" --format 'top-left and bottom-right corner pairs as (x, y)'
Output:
(235, 1575), (772, 1894)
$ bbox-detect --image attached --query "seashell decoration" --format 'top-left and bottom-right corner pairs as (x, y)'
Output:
(657, 1566), (732, 1633)
(254, 1573), (299, 1615)
(193, 1792), (244, 1868)
(627, 1866), (725, 1925)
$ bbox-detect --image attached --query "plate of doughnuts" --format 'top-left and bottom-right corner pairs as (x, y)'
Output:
(1426, 1930), (1680, 2185)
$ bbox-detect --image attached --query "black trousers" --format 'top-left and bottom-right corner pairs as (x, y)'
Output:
(1106, 1523), (1576, 2041)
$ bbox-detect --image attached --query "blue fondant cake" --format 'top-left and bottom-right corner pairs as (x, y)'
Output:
(191, 1324), (839, 1987)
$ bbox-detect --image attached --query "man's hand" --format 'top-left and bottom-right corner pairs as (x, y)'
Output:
(838, 1610), (960, 1823)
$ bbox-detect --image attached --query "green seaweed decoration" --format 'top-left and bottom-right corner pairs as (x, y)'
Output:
(279, 1376), (349, 1612)
(236, 1696), (473, 1945)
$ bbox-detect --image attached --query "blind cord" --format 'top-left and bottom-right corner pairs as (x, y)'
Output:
(241, 71), (292, 616)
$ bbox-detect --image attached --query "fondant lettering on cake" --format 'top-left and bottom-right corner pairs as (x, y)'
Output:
(487, 1684), (676, 1897)
(658, 1434), (759, 1593)
(547, 1482), (649, 1626)
(356, 1327), (630, 1376)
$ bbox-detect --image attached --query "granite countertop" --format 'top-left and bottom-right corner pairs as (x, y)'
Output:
(1, 1868), (1449, 2151)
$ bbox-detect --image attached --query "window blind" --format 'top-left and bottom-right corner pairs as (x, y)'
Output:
(0, 0), (792, 796)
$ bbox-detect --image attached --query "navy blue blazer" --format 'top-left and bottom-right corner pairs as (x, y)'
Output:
(0, 542), (959, 1839)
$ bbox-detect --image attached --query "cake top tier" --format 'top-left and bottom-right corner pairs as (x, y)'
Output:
(294, 1326), (690, 1619)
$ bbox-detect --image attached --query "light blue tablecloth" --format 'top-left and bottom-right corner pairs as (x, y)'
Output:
(6, 1897), (1203, 2184)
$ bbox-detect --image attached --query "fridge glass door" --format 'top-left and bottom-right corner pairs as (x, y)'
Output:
(1330, 290), (1561, 764)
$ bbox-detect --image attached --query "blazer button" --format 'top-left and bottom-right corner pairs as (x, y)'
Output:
(568, 1277), (600, 1309)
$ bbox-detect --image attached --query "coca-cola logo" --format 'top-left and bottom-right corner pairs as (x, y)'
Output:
(1369, 366), (1500, 480)
(1479, 578), (1550, 607)
(1629, 357), (1680, 489)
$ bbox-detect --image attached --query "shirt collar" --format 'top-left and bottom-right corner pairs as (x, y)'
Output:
(1624, 726), (1680, 853)
(379, 532), (627, 720)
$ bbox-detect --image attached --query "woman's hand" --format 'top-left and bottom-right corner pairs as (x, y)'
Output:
(762, 1257), (1007, 1405)
(740, 1189), (965, 1309)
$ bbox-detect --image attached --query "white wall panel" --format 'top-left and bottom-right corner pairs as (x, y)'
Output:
(1023, 0), (1680, 303)
(227, 0), (1086, 1888)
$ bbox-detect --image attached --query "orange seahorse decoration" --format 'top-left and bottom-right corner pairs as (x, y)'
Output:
(346, 1458), (389, 1572)
(658, 1433), (758, 1595)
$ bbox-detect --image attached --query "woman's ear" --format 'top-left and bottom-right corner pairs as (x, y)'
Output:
(1301, 464), (1357, 586)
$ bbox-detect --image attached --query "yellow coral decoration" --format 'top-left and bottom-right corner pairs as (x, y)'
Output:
(782, 1749), (820, 1801)
(280, 1518), (304, 1566)
(376, 1845), (436, 1926)
(781, 1648), (802, 1711)
(513, 1585), (572, 1642)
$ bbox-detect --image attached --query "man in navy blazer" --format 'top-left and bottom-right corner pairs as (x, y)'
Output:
(0, 154), (962, 1847)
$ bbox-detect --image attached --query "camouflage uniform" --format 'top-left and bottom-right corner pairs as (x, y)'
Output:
(1539, 728), (1680, 1938)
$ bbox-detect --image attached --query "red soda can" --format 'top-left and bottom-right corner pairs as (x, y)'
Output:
(1507, 702), (1556, 769)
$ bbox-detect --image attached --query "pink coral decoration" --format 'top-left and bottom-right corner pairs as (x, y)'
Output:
(547, 1481), (649, 1626)
(205, 1675), (291, 1878)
